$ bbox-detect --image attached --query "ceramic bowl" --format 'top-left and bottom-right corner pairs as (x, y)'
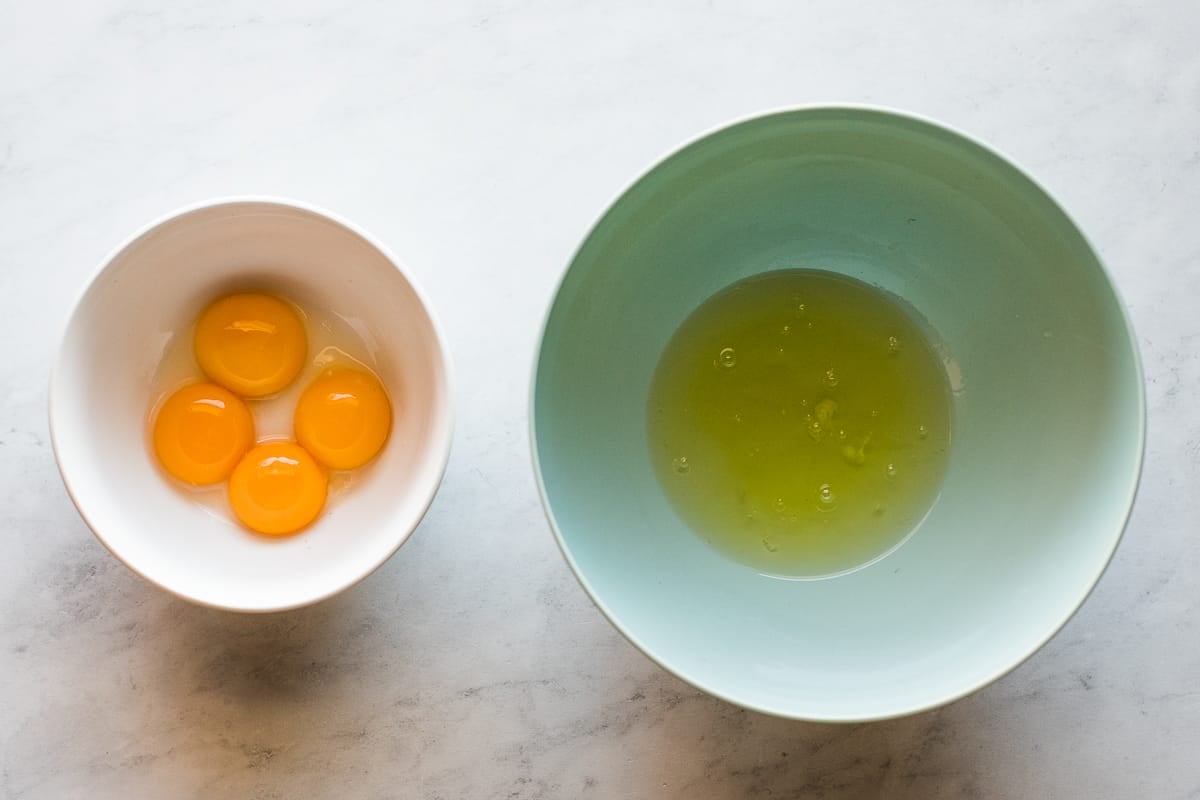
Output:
(51, 198), (452, 612)
(532, 107), (1144, 721)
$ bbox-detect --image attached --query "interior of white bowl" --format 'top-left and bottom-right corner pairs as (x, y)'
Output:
(51, 200), (452, 612)
(533, 108), (1144, 720)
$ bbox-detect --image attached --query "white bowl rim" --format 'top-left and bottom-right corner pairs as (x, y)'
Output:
(528, 103), (1147, 723)
(48, 195), (455, 614)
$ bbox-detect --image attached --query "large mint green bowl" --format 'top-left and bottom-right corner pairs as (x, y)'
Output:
(532, 107), (1144, 721)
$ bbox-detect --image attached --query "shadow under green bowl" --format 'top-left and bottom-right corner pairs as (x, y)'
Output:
(532, 107), (1144, 721)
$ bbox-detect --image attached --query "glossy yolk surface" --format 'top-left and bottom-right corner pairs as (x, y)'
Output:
(294, 368), (392, 470)
(228, 442), (327, 535)
(194, 293), (307, 397)
(153, 383), (255, 485)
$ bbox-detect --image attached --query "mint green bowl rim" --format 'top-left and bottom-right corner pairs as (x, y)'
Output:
(529, 104), (1147, 722)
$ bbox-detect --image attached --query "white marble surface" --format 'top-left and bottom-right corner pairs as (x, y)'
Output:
(2, 1), (1198, 797)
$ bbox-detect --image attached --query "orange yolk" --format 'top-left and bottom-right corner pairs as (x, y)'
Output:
(194, 293), (307, 397)
(228, 442), (327, 535)
(294, 368), (392, 470)
(153, 383), (255, 485)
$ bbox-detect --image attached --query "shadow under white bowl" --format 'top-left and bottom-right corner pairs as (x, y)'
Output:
(50, 198), (452, 612)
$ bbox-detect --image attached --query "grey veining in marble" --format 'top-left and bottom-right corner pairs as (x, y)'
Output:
(3, 1), (1200, 797)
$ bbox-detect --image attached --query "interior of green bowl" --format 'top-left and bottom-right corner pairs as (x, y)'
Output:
(533, 108), (1143, 721)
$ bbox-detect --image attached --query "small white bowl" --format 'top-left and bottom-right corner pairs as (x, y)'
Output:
(50, 198), (453, 612)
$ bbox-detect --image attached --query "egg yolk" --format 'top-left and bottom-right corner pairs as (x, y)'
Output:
(194, 293), (307, 397)
(294, 368), (393, 470)
(228, 442), (327, 535)
(153, 383), (255, 485)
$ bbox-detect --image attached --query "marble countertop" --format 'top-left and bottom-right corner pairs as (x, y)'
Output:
(3, 1), (1198, 797)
